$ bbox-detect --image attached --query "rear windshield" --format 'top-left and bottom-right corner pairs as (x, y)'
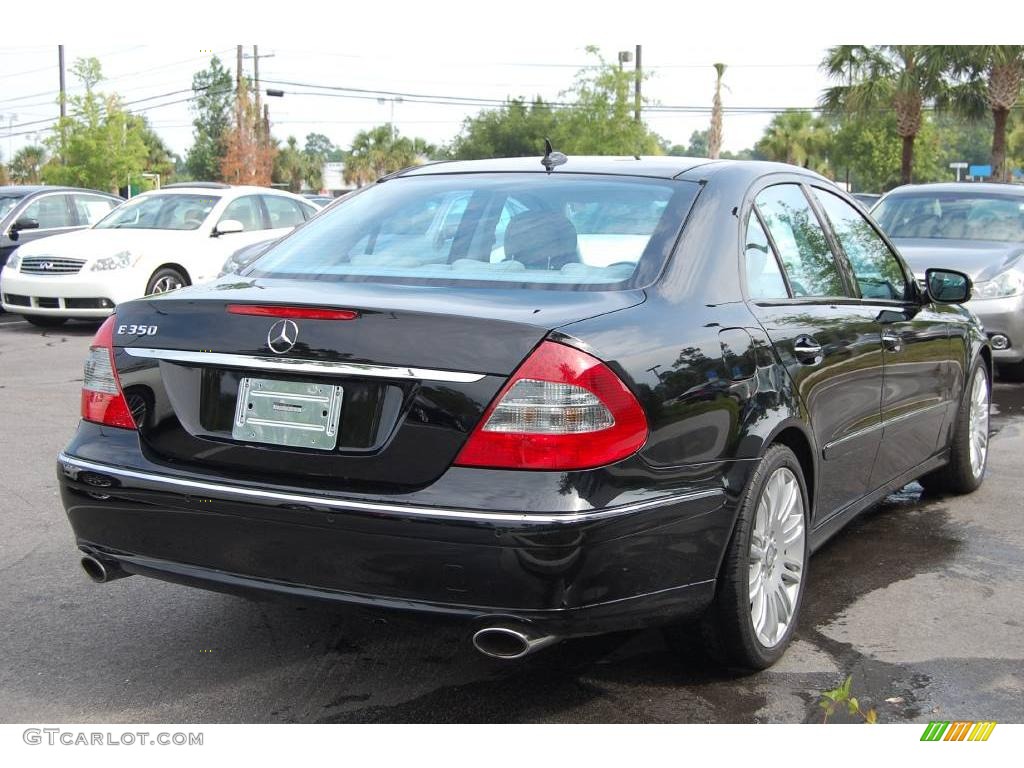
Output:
(246, 173), (699, 289)
(874, 191), (1024, 242)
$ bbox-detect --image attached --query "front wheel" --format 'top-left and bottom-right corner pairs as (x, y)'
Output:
(686, 444), (809, 670)
(145, 267), (188, 296)
(920, 361), (990, 495)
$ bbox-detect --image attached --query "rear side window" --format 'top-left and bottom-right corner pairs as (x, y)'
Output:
(248, 174), (700, 289)
(220, 196), (264, 231)
(263, 195), (307, 228)
(755, 184), (846, 298)
(812, 189), (908, 301)
(74, 194), (118, 225)
(744, 213), (789, 299)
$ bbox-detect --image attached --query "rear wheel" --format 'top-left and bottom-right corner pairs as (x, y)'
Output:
(682, 444), (809, 670)
(24, 315), (67, 328)
(145, 267), (188, 296)
(919, 361), (990, 494)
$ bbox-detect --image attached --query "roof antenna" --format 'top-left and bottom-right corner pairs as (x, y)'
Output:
(541, 138), (567, 173)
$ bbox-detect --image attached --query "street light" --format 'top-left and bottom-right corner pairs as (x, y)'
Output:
(617, 50), (633, 70)
(2, 113), (18, 163)
(377, 96), (403, 139)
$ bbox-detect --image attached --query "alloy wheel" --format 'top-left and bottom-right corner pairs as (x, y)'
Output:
(149, 275), (183, 294)
(968, 367), (990, 479)
(748, 466), (805, 648)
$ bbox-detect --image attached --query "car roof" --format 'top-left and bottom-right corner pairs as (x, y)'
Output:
(396, 156), (832, 185)
(0, 185), (118, 196)
(883, 182), (1024, 197)
(135, 185), (308, 198)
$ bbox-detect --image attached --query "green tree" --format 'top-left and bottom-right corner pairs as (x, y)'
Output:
(130, 115), (176, 187)
(938, 46), (1024, 181)
(665, 129), (709, 157)
(273, 135), (315, 192)
(822, 46), (946, 185)
(42, 57), (149, 193)
(8, 145), (47, 184)
(185, 56), (234, 181)
(343, 125), (433, 187)
(755, 110), (833, 172)
(448, 47), (663, 160)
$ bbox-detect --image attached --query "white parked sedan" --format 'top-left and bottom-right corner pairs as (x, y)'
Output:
(0, 183), (319, 326)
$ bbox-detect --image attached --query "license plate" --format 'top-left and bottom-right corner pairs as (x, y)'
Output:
(232, 377), (343, 451)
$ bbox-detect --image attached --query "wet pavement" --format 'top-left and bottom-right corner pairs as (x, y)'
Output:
(1, 320), (1022, 723)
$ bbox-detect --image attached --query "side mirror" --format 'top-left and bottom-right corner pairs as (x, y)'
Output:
(925, 268), (972, 304)
(213, 219), (244, 237)
(9, 217), (40, 240)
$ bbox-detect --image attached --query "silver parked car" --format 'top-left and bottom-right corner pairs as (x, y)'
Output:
(873, 182), (1024, 379)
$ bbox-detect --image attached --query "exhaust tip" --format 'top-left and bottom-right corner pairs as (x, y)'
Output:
(471, 626), (557, 660)
(80, 555), (109, 583)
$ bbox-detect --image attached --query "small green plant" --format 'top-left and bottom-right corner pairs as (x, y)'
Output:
(819, 675), (878, 724)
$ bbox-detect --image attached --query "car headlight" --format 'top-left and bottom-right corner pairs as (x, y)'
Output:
(973, 270), (1024, 300)
(5, 249), (20, 271)
(90, 251), (139, 272)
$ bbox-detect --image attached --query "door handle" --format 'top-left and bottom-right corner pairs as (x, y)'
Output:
(882, 330), (903, 353)
(793, 335), (823, 364)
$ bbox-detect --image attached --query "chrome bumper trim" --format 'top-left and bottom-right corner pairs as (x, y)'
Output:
(122, 347), (487, 383)
(57, 453), (723, 525)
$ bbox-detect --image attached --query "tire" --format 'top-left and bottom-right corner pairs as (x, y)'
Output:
(687, 444), (810, 670)
(24, 315), (67, 328)
(145, 267), (188, 296)
(919, 361), (990, 495)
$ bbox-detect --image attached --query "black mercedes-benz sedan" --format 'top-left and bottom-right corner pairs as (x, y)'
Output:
(58, 156), (991, 670)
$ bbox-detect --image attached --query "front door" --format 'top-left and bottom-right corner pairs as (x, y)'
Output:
(810, 187), (952, 487)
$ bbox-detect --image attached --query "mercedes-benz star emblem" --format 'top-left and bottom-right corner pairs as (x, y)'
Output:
(267, 319), (299, 354)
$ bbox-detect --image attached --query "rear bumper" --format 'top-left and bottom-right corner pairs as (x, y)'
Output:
(58, 450), (737, 637)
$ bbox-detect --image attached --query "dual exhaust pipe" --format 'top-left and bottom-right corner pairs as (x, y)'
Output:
(78, 553), (555, 659)
(79, 553), (130, 584)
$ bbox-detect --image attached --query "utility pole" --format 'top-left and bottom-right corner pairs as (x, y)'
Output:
(236, 45), (243, 134)
(634, 44), (642, 123)
(243, 47), (275, 139)
(58, 45), (66, 119)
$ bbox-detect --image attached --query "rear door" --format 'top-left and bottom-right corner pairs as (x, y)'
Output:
(744, 182), (885, 521)
(810, 186), (952, 488)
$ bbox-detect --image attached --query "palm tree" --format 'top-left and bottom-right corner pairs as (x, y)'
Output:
(821, 46), (945, 185)
(8, 145), (46, 184)
(938, 46), (1024, 182)
(754, 110), (831, 171)
(343, 125), (425, 187)
(708, 63), (726, 159)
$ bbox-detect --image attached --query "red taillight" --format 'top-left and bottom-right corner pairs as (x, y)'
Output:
(226, 304), (359, 320)
(454, 340), (648, 471)
(81, 316), (136, 430)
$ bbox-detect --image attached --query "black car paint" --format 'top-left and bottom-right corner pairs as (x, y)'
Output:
(57, 159), (989, 641)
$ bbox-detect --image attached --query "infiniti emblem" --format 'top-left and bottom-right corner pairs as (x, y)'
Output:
(40, 261), (55, 271)
(267, 319), (299, 354)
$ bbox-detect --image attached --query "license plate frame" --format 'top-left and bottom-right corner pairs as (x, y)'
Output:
(232, 377), (343, 451)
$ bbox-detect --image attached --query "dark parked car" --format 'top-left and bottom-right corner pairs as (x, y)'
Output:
(0, 185), (122, 303)
(59, 156), (990, 669)
(218, 237), (278, 277)
(873, 182), (1024, 379)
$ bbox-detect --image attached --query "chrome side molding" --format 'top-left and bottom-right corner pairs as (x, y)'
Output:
(57, 453), (723, 526)
(123, 347), (487, 383)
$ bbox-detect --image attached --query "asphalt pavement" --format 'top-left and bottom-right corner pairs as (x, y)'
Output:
(1, 316), (1022, 723)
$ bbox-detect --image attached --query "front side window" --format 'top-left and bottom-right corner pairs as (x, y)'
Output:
(95, 194), (218, 230)
(744, 213), (789, 299)
(248, 174), (699, 289)
(755, 184), (847, 298)
(0, 194), (27, 220)
(813, 189), (908, 301)
(219, 196), (265, 231)
(874, 191), (1024, 242)
(22, 194), (74, 229)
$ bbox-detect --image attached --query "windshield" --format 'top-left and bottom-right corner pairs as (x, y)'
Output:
(874, 191), (1024, 243)
(0, 194), (26, 220)
(247, 173), (699, 289)
(94, 193), (219, 230)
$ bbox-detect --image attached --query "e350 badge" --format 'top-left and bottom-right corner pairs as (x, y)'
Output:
(117, 324), (158, 336)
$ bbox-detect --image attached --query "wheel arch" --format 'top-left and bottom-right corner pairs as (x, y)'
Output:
(148, 263), (192, 287)
(763, 420), (817, 519)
